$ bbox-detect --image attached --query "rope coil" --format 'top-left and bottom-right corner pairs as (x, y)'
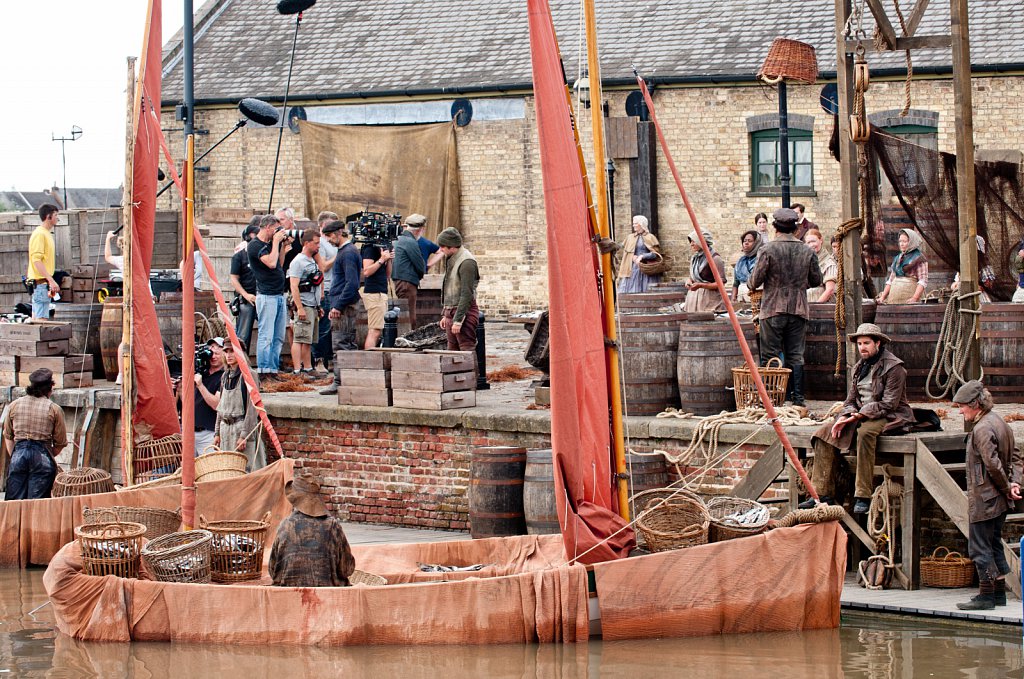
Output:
(926, 291), (984, 399)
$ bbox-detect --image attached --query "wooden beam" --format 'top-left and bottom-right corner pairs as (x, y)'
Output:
(864, 0), (898, 47)
(901, 454), (920, 588)
(629, 121), (658, 236)
(844, 35), (952, 52)
(1001, 540), (1021, 597)
(906, 0), (932, 35)
(733, 441), (784, 500)
(915, 440), (968, 534)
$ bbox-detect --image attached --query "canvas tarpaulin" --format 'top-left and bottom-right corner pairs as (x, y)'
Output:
(0, 459), (293, 568)
(299, 121), (460, 241)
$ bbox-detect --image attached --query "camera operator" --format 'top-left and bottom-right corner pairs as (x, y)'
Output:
(319, 220), (362, 395)
(230, 218), (261, 352)
(312, 211), (340, 372)
(247, 214), (293, 384)
(193, 337), (225, 456)
(287, 229), (324, 377)
(392, 214), (428, 330)
(360, 234), (394, 350)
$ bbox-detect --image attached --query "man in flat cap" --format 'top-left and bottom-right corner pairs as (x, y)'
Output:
(801, 323), (915, 514)
(2, 369), (67, 499)
(952, 380), (1022, 610)
(269, 472), (355, 587)
(437, 227), (481, 352)
(747, 207), (822, 406)
(391, 214), (429, 330)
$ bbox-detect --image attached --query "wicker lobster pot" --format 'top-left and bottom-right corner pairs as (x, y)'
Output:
(83, 505), (182, 540)
(199, 511), (271, 583)
(634, 496), (710, 553)
(637, 252), (671, 276)
(194, 451), (248, 483)
(133, 434), (183, 485)
(74, 511), (146, 578)
(142, 530), (214, 584)
(707, 497), (770, 542)
(53, 467), (115, 497)
(920, 547), (975, 588)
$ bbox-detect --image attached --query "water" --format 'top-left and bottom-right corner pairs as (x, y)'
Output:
(2, 568), (1020, 678)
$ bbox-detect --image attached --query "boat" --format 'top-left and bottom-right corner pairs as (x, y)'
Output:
(43, 0), (846, 645)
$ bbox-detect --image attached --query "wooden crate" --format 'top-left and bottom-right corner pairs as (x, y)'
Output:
(390, 350), (475, 374)
(0, 321), (72, 342)
(0, 355), (15, 385)
(18, 353), (94, 374)
(390, 370), (474, 393)
(72, 291), (94, 304)
(71, 277), (96, 292)
(18, 371), (92, 389)
(337, 385), (391, 407)
(8, 339), (69, 356)
(368, 347), (417, 370)
(337, 351), (388, 371)
(338, 369), (390, 389)
(392, 389), (475, 410)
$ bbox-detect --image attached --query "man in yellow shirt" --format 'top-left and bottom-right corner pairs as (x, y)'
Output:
(27, 204), (60, 318)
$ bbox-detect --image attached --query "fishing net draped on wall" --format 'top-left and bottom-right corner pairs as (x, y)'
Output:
(859, 128), (1024, 301)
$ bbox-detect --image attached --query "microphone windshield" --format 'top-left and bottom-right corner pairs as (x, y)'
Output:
(277, 0), (315, 14)
(238, 98), (280, 126)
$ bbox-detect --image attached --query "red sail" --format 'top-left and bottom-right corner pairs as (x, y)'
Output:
(527, 0), (633, 563)
(130, 0), (179, 441)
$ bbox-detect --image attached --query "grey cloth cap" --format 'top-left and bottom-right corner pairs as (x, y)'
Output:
(773, 207), (799, 223)
(951, 380), (986, 404)
(405, 214), (427, 228)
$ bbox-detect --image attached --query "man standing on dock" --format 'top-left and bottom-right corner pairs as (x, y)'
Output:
(248, 214), (293, 384)
(26, 204), (61, 319)
(392, 214), (428, 330)
(952, 381), (1022, 610)
(319, 220), (362, 396)
(437, 227), (480, 352)
(801, 323), (915, 513)
(747, 207), (821, 406)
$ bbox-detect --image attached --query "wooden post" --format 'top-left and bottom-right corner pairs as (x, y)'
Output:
(629, 121), (658, 235)
(120, 55), (137, 485)
(950, 0), (981, 383)
(835, 0), (864, 374)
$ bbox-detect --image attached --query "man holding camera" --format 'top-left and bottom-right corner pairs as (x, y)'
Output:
(392, 214), (428, 330)
(287, 229), (323, 377)
(319, 220), (362, 395)
(437, 227), (480, 351)
(360, 235), (393, 350)
(193, 337), (225, 456)
(230, 218), (261, 352)
(247, 214), (293, 383)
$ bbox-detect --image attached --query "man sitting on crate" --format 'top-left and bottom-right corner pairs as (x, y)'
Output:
(800, 323), (915, 514)
(269, 473), (355, 587)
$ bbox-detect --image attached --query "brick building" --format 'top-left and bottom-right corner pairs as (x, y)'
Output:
(160, 0), (1024, 316)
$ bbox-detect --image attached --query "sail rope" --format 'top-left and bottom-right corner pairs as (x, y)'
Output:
(925, 291), (984, 400)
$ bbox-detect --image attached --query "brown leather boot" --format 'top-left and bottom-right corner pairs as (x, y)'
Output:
(957, 580), (995, 610)
(993, 578), (1007, 606)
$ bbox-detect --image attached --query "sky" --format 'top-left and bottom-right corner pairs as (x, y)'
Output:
(0, 1), (188, 192)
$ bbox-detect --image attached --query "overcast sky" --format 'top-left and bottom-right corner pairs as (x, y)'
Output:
(0, 1), (187, 192)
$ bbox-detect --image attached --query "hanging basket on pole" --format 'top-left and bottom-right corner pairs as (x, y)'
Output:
(757, 38), (819, 86)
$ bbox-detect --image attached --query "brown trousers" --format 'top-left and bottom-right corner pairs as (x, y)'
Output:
(443, 303), (479, 351)
(393, 279), (418, 330)
(810, 416), (888, 499)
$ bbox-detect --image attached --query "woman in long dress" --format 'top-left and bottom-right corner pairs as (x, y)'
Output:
(616, 215), (661, 294)
(731, 230), (761, 303)
(803, 228), (838, 303)
(684, 230), (726, 313)
(877, 228), (928, 304)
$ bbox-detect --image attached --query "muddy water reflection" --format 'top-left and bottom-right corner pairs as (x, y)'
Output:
(2, 569), (1021, 678)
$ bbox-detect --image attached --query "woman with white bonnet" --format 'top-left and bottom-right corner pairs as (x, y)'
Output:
(616, 215), (662, 294)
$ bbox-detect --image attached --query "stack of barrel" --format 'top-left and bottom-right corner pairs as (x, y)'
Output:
(617, 287), (686, 415)
(676, 312), (758, 414)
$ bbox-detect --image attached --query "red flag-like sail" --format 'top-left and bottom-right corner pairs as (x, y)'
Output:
(527, 0), (633, 563)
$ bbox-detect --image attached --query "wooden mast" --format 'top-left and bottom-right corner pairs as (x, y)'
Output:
(120, 55), (137, 485)
(583, 0), (629, 521)
(181, 136), (197, 529)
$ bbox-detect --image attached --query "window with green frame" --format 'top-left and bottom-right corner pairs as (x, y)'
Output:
(750, 129), (813, 193)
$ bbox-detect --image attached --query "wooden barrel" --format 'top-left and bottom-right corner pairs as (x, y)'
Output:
(54, 302), (105, 377)
(874, 303), (947, 400)
(624, 452), (669, 499)
(416, 288), (443, 328)
(804, 301), (876, 401)
(153, 297), (184, 356)
(470, 447), (527, 538)
(980, 303), (1024, 403)
(618, 311), (685, 415)
(523, 449), (559, 535)
(98, 298), (123, 381)
(677, 315), (757, 415)
(618, 290), (686, 313)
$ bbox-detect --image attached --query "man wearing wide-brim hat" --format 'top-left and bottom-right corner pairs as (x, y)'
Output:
(799, 323), (915, 514)
(951, 380), (1022, 610)
(268, 472), (355, 587)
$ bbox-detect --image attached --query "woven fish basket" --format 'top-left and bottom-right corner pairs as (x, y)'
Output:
(74, 510), (146, 578)
(142, 530), (213, 584)
(350, 569), (388, 586)
(133, 434), (183, 484)
(199, 511), (271, 583)
(707, 496), (770, 543)
(629, 487), (705, 516)
(53, 467), (115, 497)
(130, 468), (182, 490)
(637, 252), (671, 276)
(634, 496), (710, 553)
(731, 357), (790, 409)
(758, 38), (818, 85)
(920, 547), (975, 588)
(195, 450), (248, 483)
(83, 505), (182, 540)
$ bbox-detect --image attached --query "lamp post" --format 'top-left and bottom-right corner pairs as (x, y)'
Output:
(51, 125), (82, 209)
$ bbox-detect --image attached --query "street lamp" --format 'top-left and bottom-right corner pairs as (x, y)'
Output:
(51, 125), (83, 209)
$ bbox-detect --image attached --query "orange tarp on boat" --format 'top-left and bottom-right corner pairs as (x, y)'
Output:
(0, 460), (293, 568)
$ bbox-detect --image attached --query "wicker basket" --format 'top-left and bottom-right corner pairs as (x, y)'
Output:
(199, 511), (271, 583)
(133, 434), (183, 485)
(629, 487), (705, 516)
(195, 450), (248, 483)
(142, 530), (214, 584)
(74, 510), (146, 578)
(637, 251), (671, 276)
(707, 496), (770, 542)
(53, 467), (115, 497)
(634, 496), (710, 553)
(920, 547), (975, 588)
(732, 357), (791, 409)
(83, 505), (182, 540)
(131, 468), (182, 490)
(351, 569), (388, 586)
(758, 38), (818, 85)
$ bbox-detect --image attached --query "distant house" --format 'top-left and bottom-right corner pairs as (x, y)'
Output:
(0, 186), (121, 212)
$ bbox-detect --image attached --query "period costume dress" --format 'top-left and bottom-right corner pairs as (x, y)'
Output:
(733, 238), (761, 304)
(214, 367), (264, 471)
(617, 231), (661, 294)
(806, 249), (838, 303)
(684, 231), (726, 313)
(883, 228), (928, 304)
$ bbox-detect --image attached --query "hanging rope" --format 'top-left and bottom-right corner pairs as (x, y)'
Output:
(858, 465), (902, 589)
(926, 291), (984, 399)
(892, 0), (914, 116)
(832, 218), (864, 377)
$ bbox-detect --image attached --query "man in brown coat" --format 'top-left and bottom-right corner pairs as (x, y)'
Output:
(800, 323), (915, 513)
(953, 381), (1022, 610)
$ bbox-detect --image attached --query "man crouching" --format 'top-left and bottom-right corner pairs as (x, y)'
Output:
(269, 473), (355, 587)
(800, 323), (915, 514)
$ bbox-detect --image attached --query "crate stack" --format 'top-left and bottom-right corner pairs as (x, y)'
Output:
(391, 350), (477, 410)
(336, 350), (401, 407)
(66, 263), (113, 304)
(0, 321), (94, 388)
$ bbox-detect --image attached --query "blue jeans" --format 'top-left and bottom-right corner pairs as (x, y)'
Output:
(255, 293), (288, 373)
(32, 283), (50, 319)
(6, 440), (58, 499)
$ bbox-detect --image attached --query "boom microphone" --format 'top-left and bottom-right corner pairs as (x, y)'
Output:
(239, 98), (280, 127)
(276, 0), (315, 15)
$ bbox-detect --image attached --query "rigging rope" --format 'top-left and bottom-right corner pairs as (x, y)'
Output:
(925, 291), (984, 399)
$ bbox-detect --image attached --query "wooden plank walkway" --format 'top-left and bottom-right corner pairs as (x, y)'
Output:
(841, 574), (1021, 625)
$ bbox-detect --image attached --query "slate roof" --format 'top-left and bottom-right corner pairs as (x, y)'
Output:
(162, 0), (1024, 104)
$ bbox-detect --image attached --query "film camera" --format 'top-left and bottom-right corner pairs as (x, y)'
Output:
(195, 345), (214, 374)
(347, 211), (402, 248)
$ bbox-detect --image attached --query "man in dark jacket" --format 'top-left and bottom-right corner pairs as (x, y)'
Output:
(391, 214), (428, 329)
(801, 323), (915, 513)
(319, 221), (363, 396)
(747, 207), (822, 406)
(952, 380), (1022, 610)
